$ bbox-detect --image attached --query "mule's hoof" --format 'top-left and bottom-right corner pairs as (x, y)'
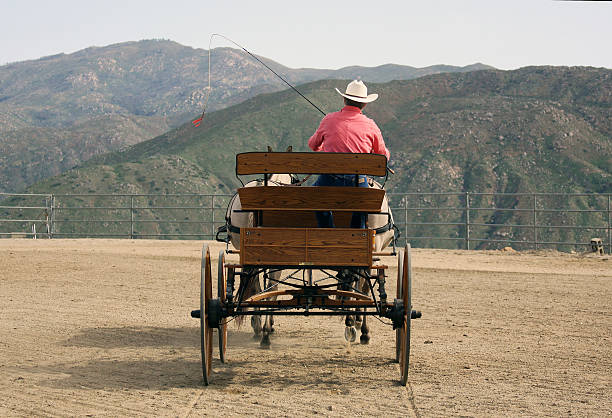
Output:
(260, 336), (271, 349)
(251, 317), (262, 332)
(360, 334), (370, 345)
(344, 326), (357, 343)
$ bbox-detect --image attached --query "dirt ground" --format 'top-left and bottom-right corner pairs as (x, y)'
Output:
(0, 239), (610, 417)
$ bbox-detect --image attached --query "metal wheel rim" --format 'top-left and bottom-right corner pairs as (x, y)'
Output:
(218, 250), (227, 363)
(200, 244), (213, 385)
(395, 249), (404, 363)
(400, 244), (411, 386)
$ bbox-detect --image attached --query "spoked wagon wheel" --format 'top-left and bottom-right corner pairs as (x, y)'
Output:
(200, 244), (213, 385)
(399, 244), (412, 386)
(217, 250), (227, 363)
(395, 249), (404, 363)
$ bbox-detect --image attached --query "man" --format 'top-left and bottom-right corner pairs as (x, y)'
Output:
(308, 80), (390, 228)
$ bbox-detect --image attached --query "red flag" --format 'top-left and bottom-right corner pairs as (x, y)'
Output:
(192, 109), (205, 128)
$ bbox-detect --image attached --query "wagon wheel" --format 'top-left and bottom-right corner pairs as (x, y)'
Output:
(217, 250), (227, 363)
(399, 244), (412, 386)
(395, 249), (404, 363)
(200, 244), (213, 385)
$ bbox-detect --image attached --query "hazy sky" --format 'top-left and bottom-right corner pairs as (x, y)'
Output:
(1, 0), (610, 70)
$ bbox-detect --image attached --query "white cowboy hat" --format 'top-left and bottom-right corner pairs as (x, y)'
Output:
(335, 80), (378, 103)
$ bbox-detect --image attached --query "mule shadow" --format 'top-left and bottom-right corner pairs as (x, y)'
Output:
(62, 326), (199, 349)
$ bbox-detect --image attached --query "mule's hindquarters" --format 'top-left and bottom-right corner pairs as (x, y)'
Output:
(339, 269), (371, 344)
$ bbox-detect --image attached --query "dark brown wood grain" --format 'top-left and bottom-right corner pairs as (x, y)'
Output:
(241, 246), (306, 265)
(261, 211), (353, 228)
(307, 247), (371, 266)
(236, 152), (387, 176)
(237, 186), (385, 212)
(242, 228), (306, 247)
(240, 227), (373, 267)
(307, 229), (371, 248)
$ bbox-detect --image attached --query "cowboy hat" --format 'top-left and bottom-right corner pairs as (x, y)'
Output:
(335, 80), (378, 103)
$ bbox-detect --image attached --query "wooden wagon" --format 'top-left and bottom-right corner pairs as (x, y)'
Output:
(191, 151), (420, 385)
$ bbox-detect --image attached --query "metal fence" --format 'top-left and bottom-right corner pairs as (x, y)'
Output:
(1, 192), (610, 253)
(387, 192), (611, 253)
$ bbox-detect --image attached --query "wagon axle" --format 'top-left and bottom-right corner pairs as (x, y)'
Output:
(190, 304), (421, 321)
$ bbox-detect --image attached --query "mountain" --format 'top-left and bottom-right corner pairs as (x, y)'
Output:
(0, 39), (493, 192)
(17, 66), (610, 247)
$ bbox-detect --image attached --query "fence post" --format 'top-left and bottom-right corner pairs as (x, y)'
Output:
(404, 195), (408, 247)
(211, 194), (215, 239)
(45, 196), (51, 239)
(130, 195), (134, 239)
(608, 195), (612, 254)
(533, 194), (538, 250)
(50, 195), (55, 239)
(465, 192), (470, 250)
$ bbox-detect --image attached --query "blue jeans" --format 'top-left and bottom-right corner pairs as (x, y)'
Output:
(313, 174), (368, 228)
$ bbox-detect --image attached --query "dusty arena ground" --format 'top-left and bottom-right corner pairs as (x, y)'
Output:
(0, 239), (610, 417)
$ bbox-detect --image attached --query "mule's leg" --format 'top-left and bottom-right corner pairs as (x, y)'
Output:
(260, 315), (272, 348)
(249, 270), (263, 339)
(260, 270), (280, 348)
(360, 315), (370, 345)
(251, 316), (262, 338)
(339, 269), (359, 343)
(267, 271), (280, 334)
(358, 273), (370, 344)
(344, 315), (357, 343)
(355, 308), (362, 328)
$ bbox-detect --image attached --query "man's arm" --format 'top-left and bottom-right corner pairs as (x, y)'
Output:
(372, 126), (390, 160)
(308, 119), (326, 152)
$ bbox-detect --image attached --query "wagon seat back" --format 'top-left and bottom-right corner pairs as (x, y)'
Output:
(235, 152), (389, 267)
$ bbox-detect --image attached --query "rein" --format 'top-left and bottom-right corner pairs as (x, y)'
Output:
(268, 174), (312, 187)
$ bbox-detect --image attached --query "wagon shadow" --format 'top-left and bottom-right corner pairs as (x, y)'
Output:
(39, 354), (398, 391)
(212, 355), (401, 388)
(38, 357), (246, 390)
(49, 326), (400, 390)
(62, 326), (199, 348)
(62, 326), (260, 349)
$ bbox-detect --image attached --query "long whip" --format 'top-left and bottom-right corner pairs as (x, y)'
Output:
(192, 33), (326, 127)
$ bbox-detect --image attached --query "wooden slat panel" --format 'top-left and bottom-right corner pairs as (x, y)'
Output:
(240, 227), (372, 267)
(307, 247), (370, 266)
(242, 228), (306, 247)
(236, 152), (387, 176)
(307, 229), (371, 248)
(262, 211), (319, 228)
(238, 186), (385, 212)
(262, 211), (352, 228)
(241, 246), (306, 265)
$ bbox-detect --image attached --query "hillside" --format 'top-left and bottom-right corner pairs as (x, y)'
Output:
(74, 66), (610, 194)
(21, 66), (611, 247)
(0, 39), (492, 192)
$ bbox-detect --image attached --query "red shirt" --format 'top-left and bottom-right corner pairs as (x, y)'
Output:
(308, 105), (390, 160)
